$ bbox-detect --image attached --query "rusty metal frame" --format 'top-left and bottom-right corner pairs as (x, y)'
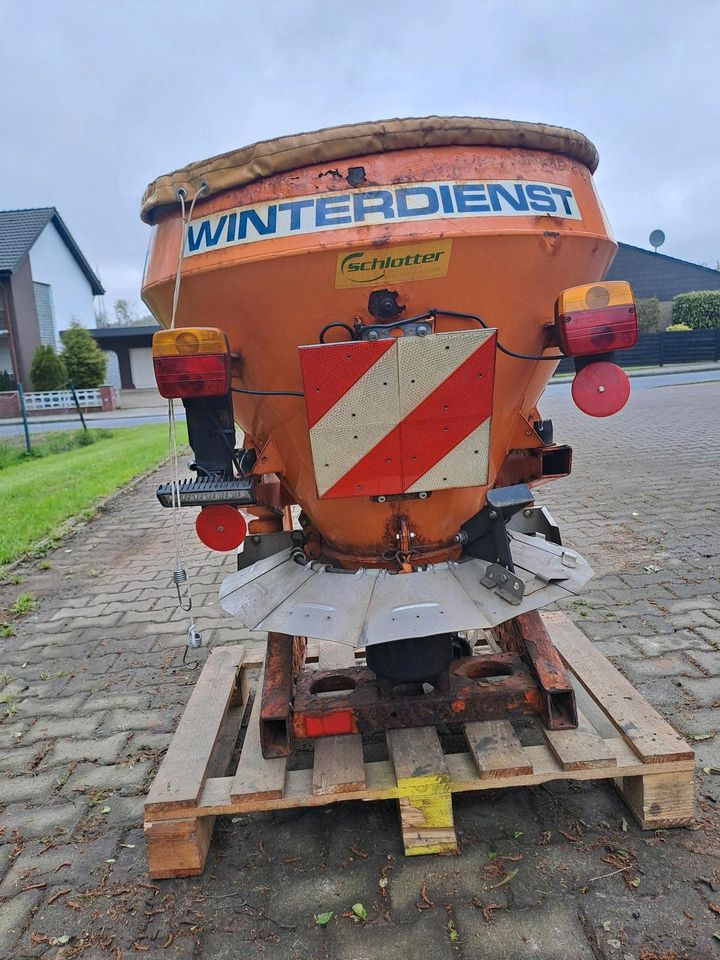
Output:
(492, 610), (578, 730)
(257, 610), (578, 758)
(259, 633), (307, 758)
(290, 652), (545, 741)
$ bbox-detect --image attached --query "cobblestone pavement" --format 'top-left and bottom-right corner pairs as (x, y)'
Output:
(1, 378), (719, 960)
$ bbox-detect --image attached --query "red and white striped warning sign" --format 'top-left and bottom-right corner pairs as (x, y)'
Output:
(299, 329), (496, 499)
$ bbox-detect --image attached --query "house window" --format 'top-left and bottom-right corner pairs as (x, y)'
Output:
(33, 282), (56, 345)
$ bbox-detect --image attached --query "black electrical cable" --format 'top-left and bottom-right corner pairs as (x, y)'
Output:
(432, 309), (564, 361)
(315, 307), (564, 361)
(496, 343), (564, 361)
(231, 385), (305, 397)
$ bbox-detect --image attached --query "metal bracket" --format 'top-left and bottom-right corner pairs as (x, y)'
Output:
(462, 483), (535, 570)
(507, 505), (563, 545)
(480, 562), (525, 605)
(360, 320), (434, 341)
(237, 531), (298, 571)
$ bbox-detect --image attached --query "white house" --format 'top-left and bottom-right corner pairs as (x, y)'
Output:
(0, 207), (104, 388)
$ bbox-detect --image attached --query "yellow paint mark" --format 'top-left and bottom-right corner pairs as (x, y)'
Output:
(405, 842), (458, 856)
(335, 240), (452, 288)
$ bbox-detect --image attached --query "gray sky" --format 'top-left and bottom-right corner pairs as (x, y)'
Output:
(2, 0), (719, 313)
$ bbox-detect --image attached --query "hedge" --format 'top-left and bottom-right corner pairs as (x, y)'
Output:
(671, 290), (720, 329)
(636, 297), (660, 333)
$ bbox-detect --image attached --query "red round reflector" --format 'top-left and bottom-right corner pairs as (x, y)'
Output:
(195, 506), (246, 552)
(571, 361), (630, 418)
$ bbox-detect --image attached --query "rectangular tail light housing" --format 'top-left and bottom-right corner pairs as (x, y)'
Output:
(555, 281), (637, 357)
(152, 327), (231, 399)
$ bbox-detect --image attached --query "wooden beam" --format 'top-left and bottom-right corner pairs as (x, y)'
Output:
(545, 612), (694, 762)
(616, 770), (695, 828)
(540, 709), (617, 771)
(230, 667), (287, 802)
(145, 646), (245, 817)
(312, 735), (366, 795)
(464, 719), (533, 778)
(387, 727), (457, 855)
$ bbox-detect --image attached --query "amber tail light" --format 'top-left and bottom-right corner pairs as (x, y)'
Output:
(152, 327), (231, 399)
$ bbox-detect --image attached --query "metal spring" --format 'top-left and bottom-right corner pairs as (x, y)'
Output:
(173, 568), (192, 611)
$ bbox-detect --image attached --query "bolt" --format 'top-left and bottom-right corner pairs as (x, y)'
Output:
(418, 491), (428, 499)
(377, 496), (386, 503)
(523, 508), (534, 518)
(598, 385), (605, 393)
(368, 330), (379, 341)
(488, 510), (497, 519)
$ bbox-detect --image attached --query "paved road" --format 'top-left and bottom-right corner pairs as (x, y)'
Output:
(1, 368), (719, 437)
(0, 378), (718, 958)
(0, 413), (184, 437)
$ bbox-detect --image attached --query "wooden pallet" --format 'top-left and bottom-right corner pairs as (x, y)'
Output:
(144, 611), (695, 879)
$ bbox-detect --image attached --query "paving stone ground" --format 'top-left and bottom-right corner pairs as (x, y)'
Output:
(1, 378), (719, 960)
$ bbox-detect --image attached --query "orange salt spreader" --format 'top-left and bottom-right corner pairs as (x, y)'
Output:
(142, 117), (637, 745)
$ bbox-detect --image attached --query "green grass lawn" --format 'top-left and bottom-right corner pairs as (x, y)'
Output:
(0, 425), (170, 566)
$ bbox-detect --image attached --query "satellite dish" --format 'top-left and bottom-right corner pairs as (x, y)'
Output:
(649, 229), (665, 252)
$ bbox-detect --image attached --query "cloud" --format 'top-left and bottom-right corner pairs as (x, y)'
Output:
(3, 0), (719, 307)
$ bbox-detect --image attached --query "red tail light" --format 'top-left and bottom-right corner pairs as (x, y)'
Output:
(555, 281), (637, 357)
(153, 354), (231, 399)
(152, 327), (231, 399)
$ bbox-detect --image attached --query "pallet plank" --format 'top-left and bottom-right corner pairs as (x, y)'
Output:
(545, 612), (694, 762)
(387, 727), (457, 855)
(145, 646), (246, 816)
(540, 708), (617, 771)
(230, 667), (287, 801)
(464, 719), (534, 778)
(175, 738), (693, 820)
(312, 735), (366, 795)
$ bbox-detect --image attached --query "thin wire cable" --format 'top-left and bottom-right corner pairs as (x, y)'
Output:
(166, 183), (208, 635)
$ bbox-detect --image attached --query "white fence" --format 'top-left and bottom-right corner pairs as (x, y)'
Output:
(24, 388), (104, 411)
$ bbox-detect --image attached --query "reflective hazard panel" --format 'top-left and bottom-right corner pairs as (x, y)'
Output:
(299, 329), (496, 499)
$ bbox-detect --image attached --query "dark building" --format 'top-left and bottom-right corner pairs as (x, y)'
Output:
(606, 243), (720, 325)
(90, 325), (160, 390)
